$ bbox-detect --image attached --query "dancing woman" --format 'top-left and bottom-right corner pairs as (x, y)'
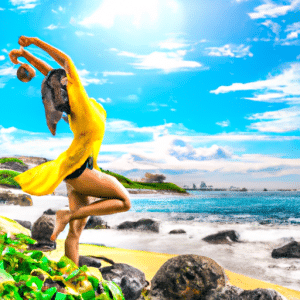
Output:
(9, 36), (131, 266)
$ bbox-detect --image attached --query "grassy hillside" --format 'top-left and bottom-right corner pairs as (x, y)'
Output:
(0, 157), (186, 193)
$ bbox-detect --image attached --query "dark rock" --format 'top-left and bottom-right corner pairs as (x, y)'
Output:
(14, 219), (32, 230)
(28, 241), (56, 251)
(149, 254), (226, 300)
(205, 284), (243, 300)
(43, 208), (58, 215)
(0, 161), (29, 172)
(84, 216), (110, 229)
(203, 230), (240, 244)
(79, 256), (102, 268)
(239, 288), (286, 300)
(31, 215), (56, 249)
(272, 241), (300, 258)
(101, 263), (148, 300)
(117, 218), (159, 233)
(169, 229), (186, 234)
(0, 191), (32, 206)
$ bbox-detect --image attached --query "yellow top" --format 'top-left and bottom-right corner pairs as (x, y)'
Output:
(14, 58), (106, 196)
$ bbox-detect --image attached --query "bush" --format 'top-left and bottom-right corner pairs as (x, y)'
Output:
(0, 158), (25, 166)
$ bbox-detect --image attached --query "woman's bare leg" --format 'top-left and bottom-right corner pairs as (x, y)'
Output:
(51, 169), (131, 242)
(64, 183), (90, 265)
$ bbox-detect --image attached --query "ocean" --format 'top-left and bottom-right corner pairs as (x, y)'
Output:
(129, 190), (300, 225)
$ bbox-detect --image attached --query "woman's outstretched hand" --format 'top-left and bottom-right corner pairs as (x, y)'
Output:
(18, 36), (33, 47)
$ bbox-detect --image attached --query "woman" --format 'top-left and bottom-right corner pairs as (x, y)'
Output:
(9, 36), (131, 266)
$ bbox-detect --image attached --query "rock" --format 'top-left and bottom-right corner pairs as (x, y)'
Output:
(149, 254), (226, 300)
(84, 216), (110, 229)
(203, 230), (240, 244)
(239, 288), (286, 300)
(205, 284), (243, 299)
(31, 215), (56, 249)
(0, 191), (32, 206)
(272, 241), (300, 258)
(101, 263), (148, 300)
(117, 219), (159, 233)
(79, 256), (102, 268)
(43, 208), (58, 215)
(0, 160), (29, 172)
(169, 229), (186, 234)
(14, 219), (32, 230)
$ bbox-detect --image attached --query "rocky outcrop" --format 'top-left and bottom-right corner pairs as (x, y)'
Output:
(0, 191), (32, 206)
(239, 288), (286, 300)
(149, 254), (226, 300)
(43, 208), (59, 215)
(31, 214), (56, 250)
(14, 219), (32, 230)
(117, 219), (159, 233)
(84, 216), (110, 229)
(79, 256), (102, 268)
(101, 263), (148, 300)
(169, 229), (186, 234)
(272, 241), (300, 258)
(13, 156), (49, 166)
(205, 284), (243, 299)
(0, 160), (28, 172)
(203, 230), (240, 244)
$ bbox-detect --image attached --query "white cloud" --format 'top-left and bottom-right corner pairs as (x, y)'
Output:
(247, 106), (300, 132)
(261, 20), (281, 36)
(248, 0), (300, 19)
(0, 55), (5, 61)
(75, 31), (94, 37)
(116, 49), (202, 73)
(285, 21), (300, 39)
(206, 44), (253, 58)
(77, 69), (108, 86)
(98, 97), (112, 103)
(9, 0), (38, 9)
(0, 8), (5, 10)
(158, 38), (190, 50)
(211, 63), (300, 104)
(123, 94), (139, 101)
(216, 120), (230, 127)
(0, 66), (16, 87)
(45, 24), (58, 30)
(52, 9), (57, 13)
(102, 71), (134, 76)
(297, 54), (300, 60)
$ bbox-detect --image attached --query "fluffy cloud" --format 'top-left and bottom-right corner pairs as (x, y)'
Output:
(285, 22), (300, 39)
(0, 66), (16, 88)
(210, 63), (300, 104)
(248, 0), (300, 19)
(115, 49), (202, 73)
(206, 44), (253, 58)
(216, 120), (230, 127)
(77, 69), (108, 86)
(75, 31), (94, 37)
(9, 0), (38, 9)
(158, 38), (190, 50)
(45, 24), (58, 30)
(261, 20), (281, 36)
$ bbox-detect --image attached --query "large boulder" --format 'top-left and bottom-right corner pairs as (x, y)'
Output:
(84, 216), (110, 229)
(205, 284), (243, 299)
(149, 254), (226, 300)
(101, 263), (148, 300)
(203, 230), (240, 244)
(169, 229), (186, 234)
(272, 241), (300, 258)
(0, 191), (32, 206)
(117, 219), (159, 233)
(31, 214), (56, 250)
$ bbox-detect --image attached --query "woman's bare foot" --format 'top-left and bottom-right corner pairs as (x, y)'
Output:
(50, 209), (71, 241)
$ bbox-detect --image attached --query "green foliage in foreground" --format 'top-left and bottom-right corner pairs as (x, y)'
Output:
(0, 158), (26, 166)
(0, 232), (125, 299)
(0, 170), (21, 188)
(99, 168), (186, 193)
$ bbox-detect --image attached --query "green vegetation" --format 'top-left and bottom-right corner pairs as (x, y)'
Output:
(99, 168), (186, 193)
(0, 158), (26, 166)
(0, 231), (125, 299)
(0, 170), (21, 188)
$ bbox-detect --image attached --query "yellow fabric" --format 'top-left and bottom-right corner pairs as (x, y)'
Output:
(14, 58), (106, 196)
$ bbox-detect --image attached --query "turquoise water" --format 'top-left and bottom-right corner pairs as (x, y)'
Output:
(130, 191), (300, 224)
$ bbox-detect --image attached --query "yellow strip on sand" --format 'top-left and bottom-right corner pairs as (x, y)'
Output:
(45, 241), (300, 300)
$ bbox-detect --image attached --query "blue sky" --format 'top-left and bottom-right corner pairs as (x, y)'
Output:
(1, 0), (300, 189)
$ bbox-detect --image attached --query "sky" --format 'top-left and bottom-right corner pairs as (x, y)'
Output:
(0, 0), (300, 189)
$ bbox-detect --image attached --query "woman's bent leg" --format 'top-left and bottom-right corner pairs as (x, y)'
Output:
(51, 169), (131, 241)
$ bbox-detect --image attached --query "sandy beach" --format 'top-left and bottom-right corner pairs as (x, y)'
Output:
(1, 186), (300, 292)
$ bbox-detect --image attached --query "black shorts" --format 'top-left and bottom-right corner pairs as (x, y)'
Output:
(64, 156), (93, 180)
